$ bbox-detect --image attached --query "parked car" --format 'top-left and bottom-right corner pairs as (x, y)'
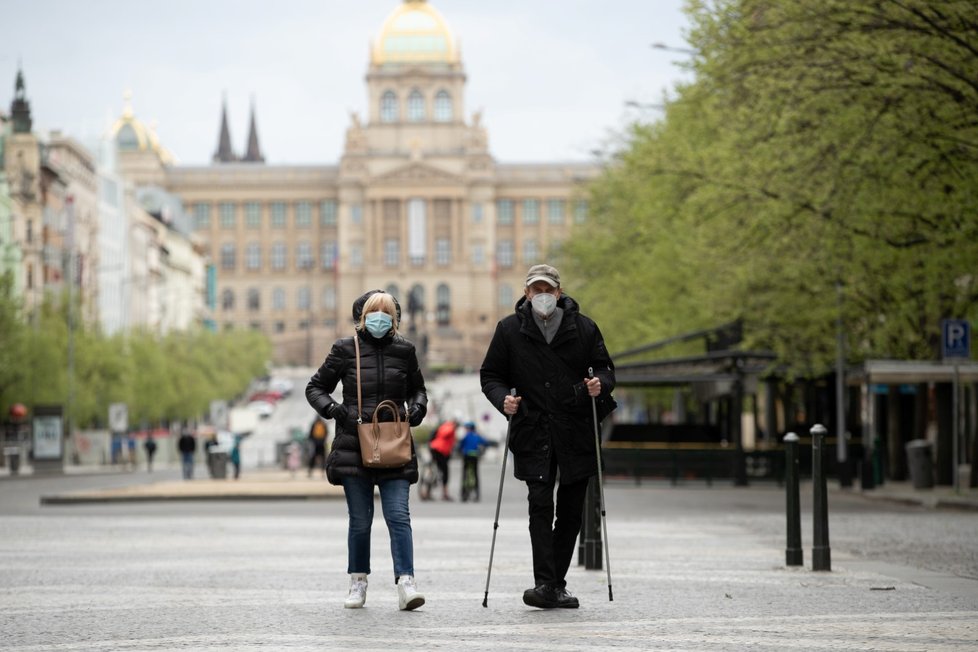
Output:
(248, 390), (284, 404)
(247, 400), (275, 419)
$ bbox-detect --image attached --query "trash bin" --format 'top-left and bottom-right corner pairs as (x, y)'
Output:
(905, 439), (934, 489)
(4, 447), (21, 475)
(210, 451), (229, 479)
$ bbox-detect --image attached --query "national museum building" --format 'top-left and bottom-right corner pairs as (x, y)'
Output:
(113, 0), (598, 369)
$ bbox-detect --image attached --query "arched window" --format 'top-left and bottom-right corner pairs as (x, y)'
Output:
(407, 89), (425, 122)
(381, 90), (398, 123)
(385, 284), (400, 301)
(434, 90), (453, 122)
(221, 288), (235, 311)
(247, 288), (261, 311)
(436, 283), (451, 326)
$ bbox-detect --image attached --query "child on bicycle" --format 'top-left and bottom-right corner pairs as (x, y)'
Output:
(458, 421), (496, 502)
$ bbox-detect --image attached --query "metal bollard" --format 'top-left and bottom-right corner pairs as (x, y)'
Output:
(784, 433), (803, 566)
(578, 476), (603, 569)
(810, 424), (832, 571)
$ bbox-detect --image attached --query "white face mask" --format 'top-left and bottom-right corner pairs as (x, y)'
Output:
(531, 292), (557, 318)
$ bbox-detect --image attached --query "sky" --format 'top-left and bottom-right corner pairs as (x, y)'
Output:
(1, 0), (693, 166)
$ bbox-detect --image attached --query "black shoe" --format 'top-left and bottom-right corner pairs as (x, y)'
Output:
(522, 584), (561, 609)
(554, 587), (579, 608)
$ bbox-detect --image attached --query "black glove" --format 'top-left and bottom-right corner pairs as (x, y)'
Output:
(327, 403), (349, 423)
(408, 404), (426, 427)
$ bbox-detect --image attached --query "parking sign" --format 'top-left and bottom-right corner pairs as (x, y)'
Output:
(942, 319), (971, 360)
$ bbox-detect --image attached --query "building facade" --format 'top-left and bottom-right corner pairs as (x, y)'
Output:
(115, 0), (598, 369)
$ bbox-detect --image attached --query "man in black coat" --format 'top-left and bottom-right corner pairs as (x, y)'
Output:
(480, 264), (616, 609)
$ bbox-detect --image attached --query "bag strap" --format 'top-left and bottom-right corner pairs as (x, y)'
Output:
(353, 333), (363, 425)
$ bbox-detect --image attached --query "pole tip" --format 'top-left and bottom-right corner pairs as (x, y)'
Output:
(783, 432), (799, 442)
(810, 424), (828, 437)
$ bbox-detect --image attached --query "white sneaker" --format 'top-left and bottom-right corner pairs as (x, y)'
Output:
(396, 575), (425, 611)
(344, 573), (368, 609)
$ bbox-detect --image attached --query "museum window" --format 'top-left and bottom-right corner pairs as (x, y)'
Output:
(523, 239), (538, 264)
(498, 284), (513, 308)
(219, 202), (235, 229)
(296, 242), (313, 269)
(436, 283), (451, 326)
(548, 199), (565, 224)
(434, 90), (453, 122)
(221, 288), (234, 311)
(496, 240), (514, 268)
(247, 288), (260, 311)
(408, 198), (426, 265)
(295, 202), (312, 228)
(245, 202), (261, 228)
(385, 284), (400, 300)
(385, 238), (400, 267)
(194, 203), (211, 230)
(220, 243), (236, 270)
(270, 202), (287, 228)
(245, 242), (261, 271)
(381, 90), (398, 123)
(272, 287), (285, 311)
(321, 241), (337, 270)
(320, 199), (337, 226)
(271, 242), (286, 270)
(297, 286), (311, 310)
(407, 89), (425, 122)
(471, 243), (485, 265)
(350, 245), (363, 268)
(471, 202), (483, 223)
(350, 203), (363, 224)
(496, 200), (514, 225)
(574, 200), (589, 224)
(322, 286), (337, 310)
(436, 238), (451, 266)
(522, 199), (539, 224)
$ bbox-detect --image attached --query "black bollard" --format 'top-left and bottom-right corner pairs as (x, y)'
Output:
(810, 424), (832, 571)
(579, 476), (603, 569)
(784, 432), (803, 566)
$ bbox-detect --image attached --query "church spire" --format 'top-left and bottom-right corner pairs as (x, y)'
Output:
(241, 97), (265, 163)
(212, 95), (236, 163)
(11, 65), (33, 134)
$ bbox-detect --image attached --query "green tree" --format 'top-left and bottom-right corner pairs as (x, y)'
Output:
(564, 0), (978, 373)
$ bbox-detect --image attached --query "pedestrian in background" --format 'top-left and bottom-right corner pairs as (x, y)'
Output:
(308, 416), (328, 478)
(458, 420), (495, 502)
(230, 434), (242, 480)
(177, 429), (197, 480)
(143, 435), (157, 473)
(306, 290), (428, 611)
(480, 263), (616, 610)
(428, 418), (458, 501)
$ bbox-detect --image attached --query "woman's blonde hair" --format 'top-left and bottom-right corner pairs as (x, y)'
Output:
(358, 292), (398, 335)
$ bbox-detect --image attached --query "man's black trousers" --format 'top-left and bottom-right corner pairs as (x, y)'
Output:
(525, 453), (590, 589)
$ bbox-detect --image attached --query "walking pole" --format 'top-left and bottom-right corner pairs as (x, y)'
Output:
(589, 368), (614, 601)
(483, 388), (516, 608)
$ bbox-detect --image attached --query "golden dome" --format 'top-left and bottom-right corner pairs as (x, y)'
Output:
(110, 92), (174, 164)
(372, 0), (458, 65)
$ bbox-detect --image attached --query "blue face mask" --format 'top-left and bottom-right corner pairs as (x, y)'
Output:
(364, 311), (393, 338)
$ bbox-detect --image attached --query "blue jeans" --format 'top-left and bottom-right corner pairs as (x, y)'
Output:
(341, 476), (415, 582)
(181, 452), (194, 479)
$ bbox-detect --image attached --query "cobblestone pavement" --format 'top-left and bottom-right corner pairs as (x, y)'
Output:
(2, 469), (977, 651)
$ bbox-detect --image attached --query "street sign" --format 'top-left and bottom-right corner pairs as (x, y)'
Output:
(108, 402), (128, 433)
(941, 319), (971, 360)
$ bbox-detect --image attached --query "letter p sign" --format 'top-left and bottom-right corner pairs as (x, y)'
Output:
(942, 319), (971, 360)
